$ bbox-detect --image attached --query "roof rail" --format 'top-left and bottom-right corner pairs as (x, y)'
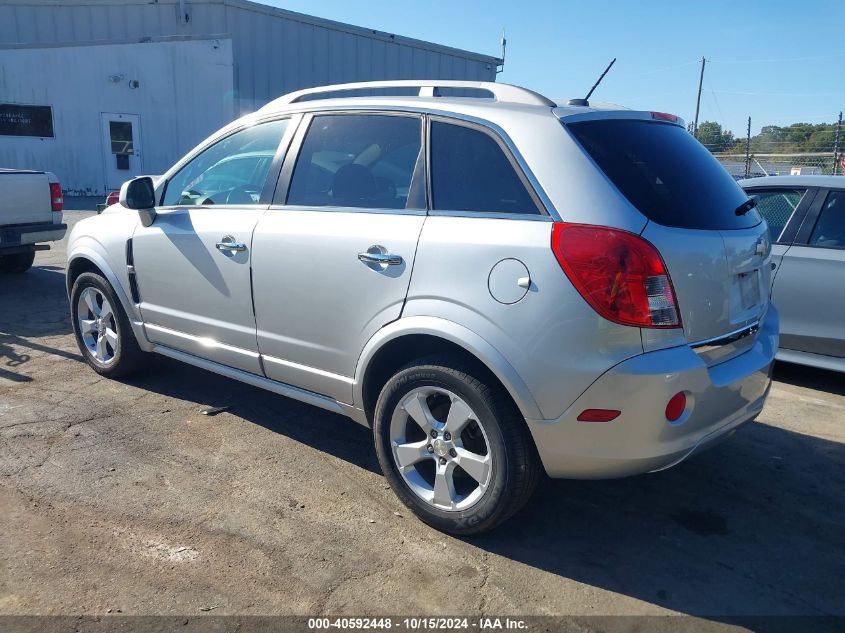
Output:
(259, 80), (556, 111)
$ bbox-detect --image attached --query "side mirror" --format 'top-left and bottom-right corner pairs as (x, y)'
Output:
(119, 176), (156, 227)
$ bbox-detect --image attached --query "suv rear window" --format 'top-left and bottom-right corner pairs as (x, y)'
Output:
(567, 119), (761, 230)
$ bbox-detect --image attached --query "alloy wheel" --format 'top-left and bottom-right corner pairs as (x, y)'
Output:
(389, 387), (492, 511)
(77, 287), (118, 364)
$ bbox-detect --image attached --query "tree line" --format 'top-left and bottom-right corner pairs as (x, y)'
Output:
(693, 120), (842, 154)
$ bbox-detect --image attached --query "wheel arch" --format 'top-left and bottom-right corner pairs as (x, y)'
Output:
(355, 317), (543, 425)
(66, 255), (105, 295)
(67, 246), (151, 351)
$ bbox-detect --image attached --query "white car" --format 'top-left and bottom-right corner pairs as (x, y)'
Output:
(741, 175), (845, 372)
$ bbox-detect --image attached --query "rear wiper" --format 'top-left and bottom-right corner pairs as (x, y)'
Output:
(734, 197), (758, 216)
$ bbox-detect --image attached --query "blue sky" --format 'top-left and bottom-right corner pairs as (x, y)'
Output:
(267, 0), (844, 137)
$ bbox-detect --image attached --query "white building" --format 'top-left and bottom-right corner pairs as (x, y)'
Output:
(0, 0), (501, 195)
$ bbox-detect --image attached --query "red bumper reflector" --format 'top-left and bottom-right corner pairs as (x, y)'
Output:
(577, 409), (621, 422)
(665, 392), (687, 421)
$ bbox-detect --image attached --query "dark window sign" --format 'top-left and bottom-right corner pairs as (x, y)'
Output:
(0, 104), (54, 138)
(109, 121), (134, 154)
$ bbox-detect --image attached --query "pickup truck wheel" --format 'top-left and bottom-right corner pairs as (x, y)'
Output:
(0, 251), (35, 273)
(373, 355), (540, 535)
(70, 272), (144, 378)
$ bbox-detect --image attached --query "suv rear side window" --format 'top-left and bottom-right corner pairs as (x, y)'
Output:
(286, 114), (422, 210)
(430, 121), (540, 215)
(809, 190), (845, 249)
(747, 188), (806, 242)
(567, 119), (761, 230)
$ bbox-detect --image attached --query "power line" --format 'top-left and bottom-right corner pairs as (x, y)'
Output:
(709, 89), (843, 97)
(705, 78), (726, 123)
(709, 51), (845, 64)
(628, 59), (700, 78)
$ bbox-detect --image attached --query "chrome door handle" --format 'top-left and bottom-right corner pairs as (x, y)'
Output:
(358, 251), (403, 266)
(216, 236), (247, 252)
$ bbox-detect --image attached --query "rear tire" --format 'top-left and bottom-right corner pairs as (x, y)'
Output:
(0, 251), (35, 273)
(373, 355), (540, 535)
(70, 272), (145, 378)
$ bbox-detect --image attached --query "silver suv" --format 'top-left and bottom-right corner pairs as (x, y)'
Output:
(67, 80), (778, 534)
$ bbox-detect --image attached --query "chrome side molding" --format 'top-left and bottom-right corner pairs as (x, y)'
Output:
(691, 322), (760, 354)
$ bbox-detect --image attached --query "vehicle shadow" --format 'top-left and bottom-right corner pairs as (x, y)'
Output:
(0, 336), (34, 382)
(0, 266), (74, 337)
(121, 355), (381, 475)
(0, 266), (81, 373)
(774, 361), (845, 397)
(469, 420), (845, 619)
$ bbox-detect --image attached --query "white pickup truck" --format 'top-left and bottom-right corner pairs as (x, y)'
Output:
(0, 169), (67, 273)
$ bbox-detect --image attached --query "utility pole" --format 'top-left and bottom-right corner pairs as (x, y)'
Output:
(745, 116), (752, 178)
(693, 56), (706, 139)
(833, 111), (842, 175)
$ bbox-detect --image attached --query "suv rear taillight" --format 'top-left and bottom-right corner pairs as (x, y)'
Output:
(106, 190), (120, 206)
(50, 182), (63, 212)
(551, 223), (681, 329)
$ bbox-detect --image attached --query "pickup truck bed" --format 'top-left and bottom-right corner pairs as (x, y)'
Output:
(0, 169), (67, 273)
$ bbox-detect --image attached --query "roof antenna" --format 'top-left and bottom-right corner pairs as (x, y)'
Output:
(496, 29), (507, 74)
(568, 57), (616, 107)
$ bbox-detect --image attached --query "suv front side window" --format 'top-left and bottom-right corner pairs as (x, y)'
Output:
(286, 114), (423, 210)
(162, 119), (288, 206)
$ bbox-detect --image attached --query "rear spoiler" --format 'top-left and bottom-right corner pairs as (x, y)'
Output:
(554, 108), (686, 128)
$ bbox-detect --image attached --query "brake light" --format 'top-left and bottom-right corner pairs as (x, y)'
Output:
(651, 111), (679, 123)
(50, 182), (63, 212)
(551, 223), (681, 328)
(106, 190), (120, 206)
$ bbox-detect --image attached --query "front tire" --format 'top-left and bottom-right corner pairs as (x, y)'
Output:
(373, 355), (540, 535)
(0, 251), (35, 273)
(70, 272), (145, 378)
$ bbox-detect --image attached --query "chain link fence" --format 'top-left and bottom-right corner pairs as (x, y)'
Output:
(713, 152), (841, 180)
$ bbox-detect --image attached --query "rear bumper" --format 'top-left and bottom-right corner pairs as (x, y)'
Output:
(0, 222), (67, 251)
(527, 305), (779, 479)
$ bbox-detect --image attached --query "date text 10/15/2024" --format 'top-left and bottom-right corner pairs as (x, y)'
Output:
(307, 618), (528, 630)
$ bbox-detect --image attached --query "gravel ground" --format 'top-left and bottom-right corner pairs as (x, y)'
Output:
(1, 211), (843, 623)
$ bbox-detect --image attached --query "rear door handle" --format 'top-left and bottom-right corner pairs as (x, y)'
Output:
(216, 236), (247, 252)
(358, 251), (403, 266)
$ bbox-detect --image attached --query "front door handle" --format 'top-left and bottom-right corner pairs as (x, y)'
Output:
(216, 236), (247, 253)
(358, 251), (403, 266)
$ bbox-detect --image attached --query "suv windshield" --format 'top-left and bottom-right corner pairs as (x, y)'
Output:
(567, 119), (761, 230)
